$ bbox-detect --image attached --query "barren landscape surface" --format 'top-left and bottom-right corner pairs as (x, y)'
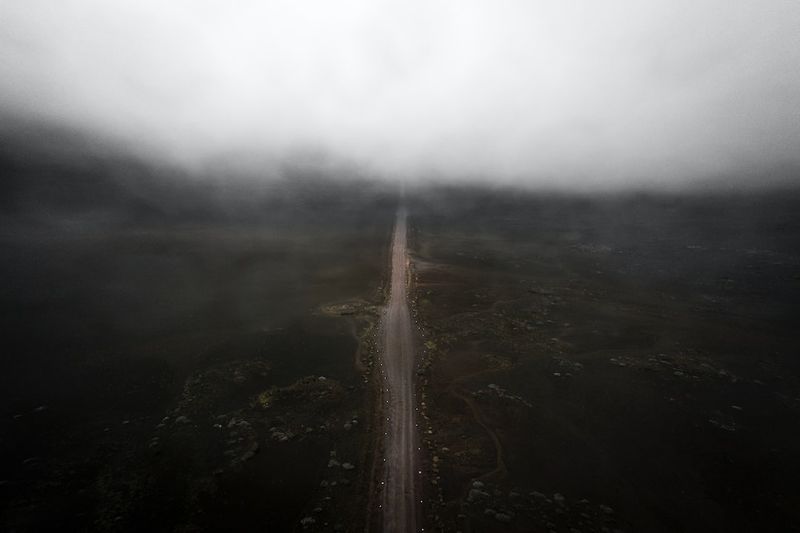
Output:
(407, 187), (800, 532)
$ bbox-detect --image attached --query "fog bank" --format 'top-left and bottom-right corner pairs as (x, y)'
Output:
(1, 1), (799, 187)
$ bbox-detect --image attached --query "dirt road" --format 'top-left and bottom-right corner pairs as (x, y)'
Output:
(378, 206), (419, 532)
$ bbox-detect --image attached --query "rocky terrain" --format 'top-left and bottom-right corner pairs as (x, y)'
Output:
(407, 187), (800, 532)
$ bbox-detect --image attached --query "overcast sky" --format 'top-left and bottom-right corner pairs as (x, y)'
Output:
(1, 0), (799, 187)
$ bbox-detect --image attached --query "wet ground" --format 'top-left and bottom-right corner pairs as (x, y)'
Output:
(407, 186), (800, 532)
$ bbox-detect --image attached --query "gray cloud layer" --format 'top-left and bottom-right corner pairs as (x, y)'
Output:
(1, 0), (799, 187)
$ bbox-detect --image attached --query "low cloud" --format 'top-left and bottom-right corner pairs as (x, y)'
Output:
(1, 0), (799, 187)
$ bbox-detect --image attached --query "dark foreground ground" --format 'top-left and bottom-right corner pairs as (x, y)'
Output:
(408, 185), (800, 532)
(0, 138), (396, 531)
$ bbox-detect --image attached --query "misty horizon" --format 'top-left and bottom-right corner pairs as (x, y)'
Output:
(2, 1), (799, 189)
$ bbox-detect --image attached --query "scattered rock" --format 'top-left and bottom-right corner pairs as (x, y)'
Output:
(240, 442), (259, 462)
(708, 414), (737, 432)
(467, 489), (490, 502)
(270, 427), (294, 442)
(475, 383), (532, 407)
(495, 512), (512, 523)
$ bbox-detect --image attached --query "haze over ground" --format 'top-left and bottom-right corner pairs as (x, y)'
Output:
(1, 0), (799, 188)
